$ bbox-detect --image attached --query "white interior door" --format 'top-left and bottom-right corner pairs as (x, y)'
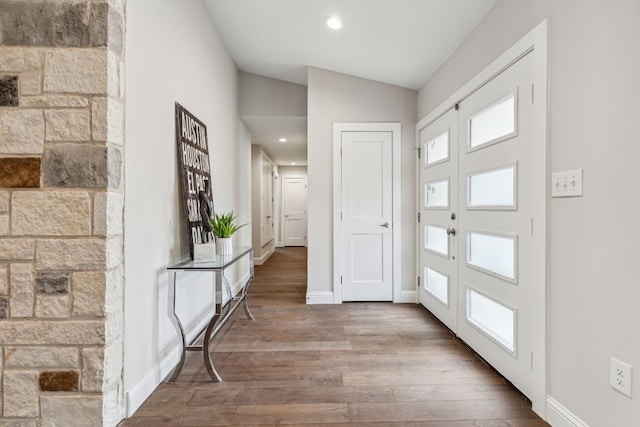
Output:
(418, 108), (458, 332)
(418, 52), (542, 400)
(260, 158), (274, 245)
(283, 176), (307, 246)
(340, 130), (393, 301)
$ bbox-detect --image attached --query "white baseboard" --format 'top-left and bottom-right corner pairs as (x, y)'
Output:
(395, 289), (417, 303)
(306, 290), (417, 305)
(125, 311), (209, 416)
(254, 246), (274, 265)
(306, 291), (335, 304)
(234, 271), (251, 296)
(546, 396), (589, 427)
(126, 273), (251, 417)
(126, 344), (179, 416)
(216, 271), (251, 302)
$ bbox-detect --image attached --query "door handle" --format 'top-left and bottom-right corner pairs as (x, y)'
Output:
(446, 227), (456, 236)
(381, 222), (389, 228)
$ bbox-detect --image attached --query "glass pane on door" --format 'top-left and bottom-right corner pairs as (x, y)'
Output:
(425, 266), (448, 305)
(467, 231), (516, 281)
(466, 287), (516, 353)
(425, 130), (449, 166)
(425, 225), (449, 257)
(425, 179), (449, 209)
(467, 164), (516, 208)
(468, 94), (515, 149)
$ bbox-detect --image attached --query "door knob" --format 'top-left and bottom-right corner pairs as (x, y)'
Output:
(381, 222), (389, 228)
(446, 227), (456, 236)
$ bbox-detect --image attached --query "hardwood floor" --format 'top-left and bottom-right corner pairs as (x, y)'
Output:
(121, 247), (549, 426)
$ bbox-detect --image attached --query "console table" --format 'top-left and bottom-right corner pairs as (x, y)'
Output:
(166, 246), (255, 382)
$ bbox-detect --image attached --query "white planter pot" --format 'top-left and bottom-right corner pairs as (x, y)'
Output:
(216, 237), (233, 255)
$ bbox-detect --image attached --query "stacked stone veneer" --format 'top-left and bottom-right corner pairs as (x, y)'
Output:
(0, 1), (126, 426)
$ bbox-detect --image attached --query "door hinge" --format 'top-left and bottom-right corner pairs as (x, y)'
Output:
(340, 276), (343, 284)
(531, 217), (534, 236)
(531, 83), (535, 103)
(417, 276), (421, 289)
(531, 351), (534, 370)
(417, 212), (421, 223)
(340, 211), (343, 221)
(415, 147), (421, 159)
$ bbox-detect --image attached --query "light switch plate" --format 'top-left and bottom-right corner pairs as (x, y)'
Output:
(552, 169), (583, 197)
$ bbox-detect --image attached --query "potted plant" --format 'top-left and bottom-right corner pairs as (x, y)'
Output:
(210, 211), (246, 255)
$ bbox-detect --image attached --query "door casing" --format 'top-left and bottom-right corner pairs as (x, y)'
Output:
(260, 155), (274, 246)
(282, 175), (308, 247)
(333, 123), (402, 303)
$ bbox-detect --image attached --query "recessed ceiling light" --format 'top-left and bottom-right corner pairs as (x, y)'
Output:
(325, 16), (342, 30)
(278, 137), (287, 143)
(291, 162), (297, 165)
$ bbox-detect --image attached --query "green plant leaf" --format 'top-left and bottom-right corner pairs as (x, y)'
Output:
(210, 211), (247, 238)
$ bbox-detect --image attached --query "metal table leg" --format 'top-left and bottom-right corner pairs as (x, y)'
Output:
(202, 308), (223, 381)
(167, 271), (187, 383)
(241, 277), (255, 320)
(243, 251), (255, 320)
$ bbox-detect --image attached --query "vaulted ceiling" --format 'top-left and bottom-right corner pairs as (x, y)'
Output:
(203, 0), (496, 164)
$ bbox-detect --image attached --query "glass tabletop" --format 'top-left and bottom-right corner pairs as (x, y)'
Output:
(167, 246), (253, 271)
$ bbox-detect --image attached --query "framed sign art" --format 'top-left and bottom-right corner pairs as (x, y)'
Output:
(175, 102), (214, 258)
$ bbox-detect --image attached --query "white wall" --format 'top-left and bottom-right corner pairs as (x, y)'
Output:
(124, 0), (251, 415)
(278, 166), (308, 177)
(239, 72), (307, 117)
(418, 1), (640, 425)
(307, 68), (417, 300)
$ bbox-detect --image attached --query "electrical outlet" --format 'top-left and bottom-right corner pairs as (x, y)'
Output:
(551, 169), (583, 197)
(610, 357), (633, 398)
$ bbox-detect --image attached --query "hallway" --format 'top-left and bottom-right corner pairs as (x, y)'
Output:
(121, 247), (548, 426)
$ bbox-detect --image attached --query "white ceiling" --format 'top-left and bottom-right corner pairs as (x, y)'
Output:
(203, 0), (496, 165)
(242, 116), (307, 166)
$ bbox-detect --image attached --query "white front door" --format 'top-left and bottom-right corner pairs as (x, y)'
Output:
(283, 176), (307, 246)
(335, 125), (398, 302)
(418, 108), (459, 332)
(456, 52), (536, 398)
(418, 51), (542, 399)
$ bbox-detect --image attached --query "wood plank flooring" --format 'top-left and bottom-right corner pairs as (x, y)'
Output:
(120, 247), (549, 427)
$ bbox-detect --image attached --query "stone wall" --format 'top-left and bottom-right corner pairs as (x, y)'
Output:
(0, 1), (126, 426)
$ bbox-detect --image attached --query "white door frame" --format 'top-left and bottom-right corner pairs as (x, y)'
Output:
(415, 20), (548, 417)
(260, 154), (274, 246)
(333, 123), (402, 304)
(282, 175), (308, 247)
